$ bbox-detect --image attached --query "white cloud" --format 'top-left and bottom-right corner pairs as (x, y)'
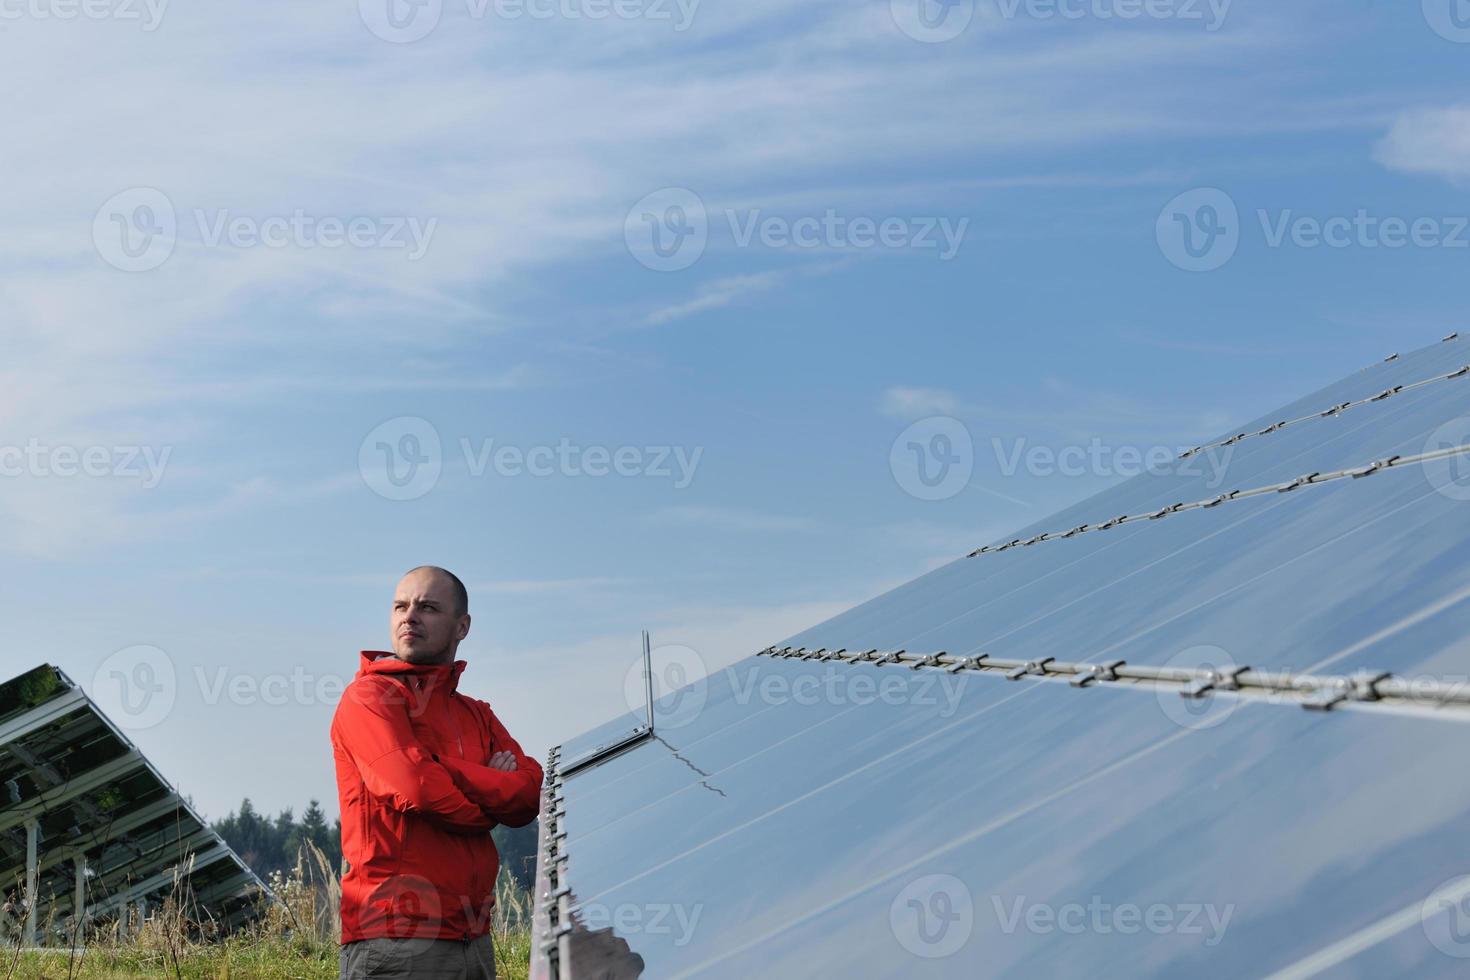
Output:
(1373, 106), (1470, 182)
(878, 386), (965, 421)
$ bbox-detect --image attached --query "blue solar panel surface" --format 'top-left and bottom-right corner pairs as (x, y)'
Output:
(537, 335), (1470, 978)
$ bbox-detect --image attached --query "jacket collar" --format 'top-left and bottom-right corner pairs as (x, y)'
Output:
(357, 650), (466, 696)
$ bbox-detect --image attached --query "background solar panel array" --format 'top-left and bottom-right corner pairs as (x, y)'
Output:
(534, 334), (1470, 978)
(0, 664), (267, 943)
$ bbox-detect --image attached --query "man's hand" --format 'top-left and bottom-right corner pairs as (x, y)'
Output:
(488, 750), (518, 772)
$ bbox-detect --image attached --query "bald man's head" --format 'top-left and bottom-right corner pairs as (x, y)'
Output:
(391, 566), (471, 664)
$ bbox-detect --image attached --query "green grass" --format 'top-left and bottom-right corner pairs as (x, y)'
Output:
(6, 844), (532, 980)
(8, 931), (531, 979)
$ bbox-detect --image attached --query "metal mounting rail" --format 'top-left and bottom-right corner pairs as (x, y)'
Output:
(535, 746), (573, 980)
(1178, 336), (1465, 462)
(757, 646), (1470, 720)
(968, 441), (1470, 557)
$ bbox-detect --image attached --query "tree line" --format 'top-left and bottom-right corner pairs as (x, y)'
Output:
(210, 799), (538, 890)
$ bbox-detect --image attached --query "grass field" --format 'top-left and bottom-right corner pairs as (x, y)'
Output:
(5, 845), (533, 980)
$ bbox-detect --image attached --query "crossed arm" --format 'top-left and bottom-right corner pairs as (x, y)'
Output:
(332, 679), (543, 832)
(437, 709), (543, 828)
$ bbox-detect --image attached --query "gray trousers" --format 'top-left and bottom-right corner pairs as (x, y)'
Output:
(340, 936), (497, 980)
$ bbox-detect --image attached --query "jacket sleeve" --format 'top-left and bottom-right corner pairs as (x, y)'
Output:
(439, 706), (544, 828)
(332, 677), (495, 834)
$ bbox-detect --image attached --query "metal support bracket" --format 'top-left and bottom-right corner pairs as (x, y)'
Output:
(1181, 666), (1250, 700)
(1071, 659), (1126, 688)
(1006, 658), (1054, 681)
(946, 655), (988, 673)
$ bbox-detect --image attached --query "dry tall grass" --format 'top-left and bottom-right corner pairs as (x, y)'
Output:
(5, 843), (533, 980)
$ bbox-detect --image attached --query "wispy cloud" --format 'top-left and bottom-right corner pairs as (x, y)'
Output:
(644, 271), (790, 326)
(645, 504), (819, 533)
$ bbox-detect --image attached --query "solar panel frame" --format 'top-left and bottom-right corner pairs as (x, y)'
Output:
(0, 664), (270, 946)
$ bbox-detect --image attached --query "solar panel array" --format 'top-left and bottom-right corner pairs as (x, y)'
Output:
(0, 664), (267, 946)
(532, 333), (1470, 978)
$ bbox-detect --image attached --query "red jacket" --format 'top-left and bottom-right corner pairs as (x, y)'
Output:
(331, 651), (543, 944)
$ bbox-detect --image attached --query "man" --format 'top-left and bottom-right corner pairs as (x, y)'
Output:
(332, 566), (543, 980)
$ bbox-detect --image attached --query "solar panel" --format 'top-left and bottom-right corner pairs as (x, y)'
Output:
(0, 664), (268, 946)
(531, 333), (1470, 978)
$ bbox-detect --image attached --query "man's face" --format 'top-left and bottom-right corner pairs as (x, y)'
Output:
(391, 569), (469, 664)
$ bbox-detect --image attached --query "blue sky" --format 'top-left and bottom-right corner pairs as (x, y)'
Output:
(3, 0), (1469, 821)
